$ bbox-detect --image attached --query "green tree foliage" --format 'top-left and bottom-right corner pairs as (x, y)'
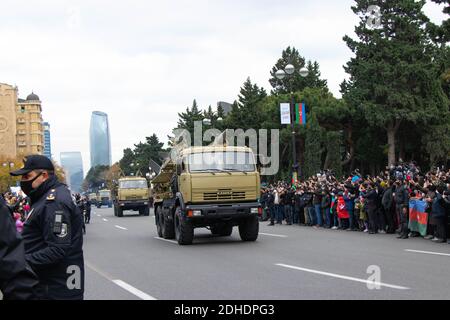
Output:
(84, 165), (110, 191)
(177, 99), (204, 140)
(119, 148), (134, 176)
(269, 46), (328, 95)
(303, 113), (324, 178)
(342, 0), (449, 166)
(133, 134), (165, 175)
(225, 78), (267, 130)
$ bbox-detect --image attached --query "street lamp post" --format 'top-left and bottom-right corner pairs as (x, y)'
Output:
(275, 65), (309, 183)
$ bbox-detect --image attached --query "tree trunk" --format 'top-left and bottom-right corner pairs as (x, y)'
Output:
(387, 120), (400, 166)
(341, 125), (354, 167)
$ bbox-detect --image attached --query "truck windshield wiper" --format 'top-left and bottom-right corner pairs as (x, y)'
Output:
(223, 168), (248, 175)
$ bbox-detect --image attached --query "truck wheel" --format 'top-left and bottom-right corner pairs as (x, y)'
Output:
(143, 207), (150, 216)
(161, 209), (175, 239)
(211, 224), (233, 236)
(155, 206), (163, 237)
(174, 207), (193, 245)
(113, 205), (118, 217)
(117, 207), (123, 217)
(239, 215), (259, 241)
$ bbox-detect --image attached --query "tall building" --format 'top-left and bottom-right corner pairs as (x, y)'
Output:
(0, 83), (44, 158)
(60, 152), (84, 193)
(43, 122), (52, 159)
(0, 83), (18, 158)
(90, 111), (111, 168)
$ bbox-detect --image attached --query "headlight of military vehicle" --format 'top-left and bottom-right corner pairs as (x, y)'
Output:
(250, 208), (259, 214)
(193, 210), (202, 216)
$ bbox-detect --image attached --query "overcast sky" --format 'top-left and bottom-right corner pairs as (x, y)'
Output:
(0, 1), (446, 174)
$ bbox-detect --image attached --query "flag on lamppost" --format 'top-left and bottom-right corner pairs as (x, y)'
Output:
(295, 103), (307, 125)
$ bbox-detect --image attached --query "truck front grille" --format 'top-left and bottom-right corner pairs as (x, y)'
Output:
(203, 190), (246, 201)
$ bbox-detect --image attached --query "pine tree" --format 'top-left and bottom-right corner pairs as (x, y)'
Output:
(342, 0), (449, 166)
(269, 46), (328, 94)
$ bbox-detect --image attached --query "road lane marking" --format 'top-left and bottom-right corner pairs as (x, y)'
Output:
(85, 261), (158, 300)
(260, 233), (288, 238)
(275, 263), (410, 290)
(112, 280), (157, 300)
(405, 249), (450, 257)
(102, 218), (108, 222)
(154, 237), (178, 244)
(115, 225), (128, 230)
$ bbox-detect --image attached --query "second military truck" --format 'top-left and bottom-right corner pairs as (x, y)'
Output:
(113, 176), (150, 217)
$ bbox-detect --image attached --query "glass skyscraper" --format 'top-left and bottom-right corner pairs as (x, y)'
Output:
(90, 111), (112, 168)
(43, 122), (52, 159)
(60, 152), (84, 193)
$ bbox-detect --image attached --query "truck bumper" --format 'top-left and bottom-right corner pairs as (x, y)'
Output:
(118, 200), (148, 210)
(184, 202), (261, 224)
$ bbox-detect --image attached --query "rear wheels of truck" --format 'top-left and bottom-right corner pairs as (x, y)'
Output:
(239, 215), (259, 241)
(117, 206), (123, 217)
(157, 207), (175, 239)
(211, 224), (233, 237)
(174, 207), (194, 245)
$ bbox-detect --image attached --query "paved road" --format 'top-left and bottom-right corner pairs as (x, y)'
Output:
(84, 207), (450, 300)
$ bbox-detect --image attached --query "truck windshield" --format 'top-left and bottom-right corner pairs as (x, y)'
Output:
(188, 151), (256, 172)
(99, 191), (110, 197)
(119, 180), (148, 189)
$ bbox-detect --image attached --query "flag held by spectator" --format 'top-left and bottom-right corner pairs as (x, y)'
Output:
(408, 199), (428, 236)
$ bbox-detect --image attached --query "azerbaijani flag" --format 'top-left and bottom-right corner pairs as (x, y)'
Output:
(408, 199), (428, 236)
(295, 103), (307, 125)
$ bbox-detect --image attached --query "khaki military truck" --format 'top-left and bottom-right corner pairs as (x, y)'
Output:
(152, 141), (261, 245)
(96, 189), (112, 208)
(88, 192), (97, 206)
(113, 177), (150, 217)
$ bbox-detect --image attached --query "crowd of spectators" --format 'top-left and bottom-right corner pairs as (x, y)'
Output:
(260, 162), (450, 244)
(1, 192), (30, 233)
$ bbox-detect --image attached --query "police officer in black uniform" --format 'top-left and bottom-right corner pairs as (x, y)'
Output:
(10, 155), (85, 300)
(0, 195), (39, 300)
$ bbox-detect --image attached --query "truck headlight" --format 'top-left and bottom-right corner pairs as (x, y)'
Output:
(193, 210), (202, 216)
(250, 208), (259, 214)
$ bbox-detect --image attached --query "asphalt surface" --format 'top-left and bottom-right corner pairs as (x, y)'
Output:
(83, 207), (450, 300)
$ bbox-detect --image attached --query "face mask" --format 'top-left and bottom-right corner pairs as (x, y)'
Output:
(20, 172), (43, 196)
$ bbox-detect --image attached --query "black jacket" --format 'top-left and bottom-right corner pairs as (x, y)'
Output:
(0, 196), (39, 300)
(22, 177), (85, 300)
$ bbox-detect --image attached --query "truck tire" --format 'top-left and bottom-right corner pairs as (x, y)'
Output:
(117, 206), (123, 217)
(143, 207), (150, 216)
(162, 209), (175, 239)
(113, 205), (118, 217)
(239, 215), (259, 241)
(155, 206), (163, 237)
(174, 207), (193, 245)
(211, 224), (233, 237)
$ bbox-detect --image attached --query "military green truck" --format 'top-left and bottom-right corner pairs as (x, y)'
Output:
(113, 177), (150, 217)
(152, 143), (261, 245)
(96, 189), (112, 208)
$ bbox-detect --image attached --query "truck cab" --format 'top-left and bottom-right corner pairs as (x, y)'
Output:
(96, 189), (112, 208)
(114, 177), (150, 217)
